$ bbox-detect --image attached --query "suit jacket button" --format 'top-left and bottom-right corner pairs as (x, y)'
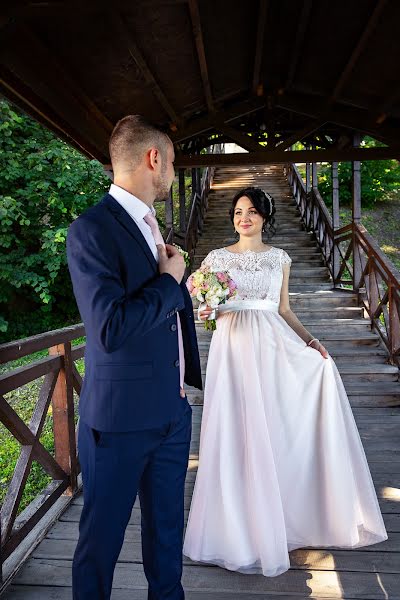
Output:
(170, 323), (177, 332)
(174, 359), (180, 368)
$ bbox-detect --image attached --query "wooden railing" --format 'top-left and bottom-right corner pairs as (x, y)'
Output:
(0, 324), (84, 581)
(286, 162), (400, 367)
(184, 144), (224, 264)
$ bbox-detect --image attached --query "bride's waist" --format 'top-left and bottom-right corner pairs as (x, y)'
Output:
(219, 299), (279, 313)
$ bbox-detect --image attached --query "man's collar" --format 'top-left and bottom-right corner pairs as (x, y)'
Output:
(109, 184), (154, 221)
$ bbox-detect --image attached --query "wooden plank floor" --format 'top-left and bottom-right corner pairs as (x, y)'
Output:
(2, 403), (400, 599)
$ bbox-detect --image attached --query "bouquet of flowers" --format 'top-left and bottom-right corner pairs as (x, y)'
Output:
(173, 244), (190, 268)
(186, 266), (237, 331)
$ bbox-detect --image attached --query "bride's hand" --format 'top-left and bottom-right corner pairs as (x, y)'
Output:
(309, 340), (329, 359)
(199, 306), (215, 321)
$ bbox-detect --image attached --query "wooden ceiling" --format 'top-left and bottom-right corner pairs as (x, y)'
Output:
(1, 0), (400, 165)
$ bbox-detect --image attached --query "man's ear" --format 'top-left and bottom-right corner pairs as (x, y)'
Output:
(148, 147), (159, 171)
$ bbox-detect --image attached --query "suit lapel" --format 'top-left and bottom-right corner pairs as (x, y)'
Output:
(102, 194), (158, 272)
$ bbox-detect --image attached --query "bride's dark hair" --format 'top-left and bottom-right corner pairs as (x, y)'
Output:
(229, 187), (276, 238)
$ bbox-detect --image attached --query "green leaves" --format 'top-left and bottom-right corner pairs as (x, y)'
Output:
(318, 137), (400, 208)
(0, 99), (110, 341)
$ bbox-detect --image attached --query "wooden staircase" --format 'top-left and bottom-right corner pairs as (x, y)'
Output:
(186, 165), (400, 409)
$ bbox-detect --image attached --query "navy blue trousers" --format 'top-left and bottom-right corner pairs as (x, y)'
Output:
(72, 401), (192, 600)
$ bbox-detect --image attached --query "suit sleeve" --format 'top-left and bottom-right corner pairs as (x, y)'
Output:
(67, 217), (185, 353)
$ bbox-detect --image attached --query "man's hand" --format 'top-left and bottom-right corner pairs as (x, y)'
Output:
(157, 244), (186, 284)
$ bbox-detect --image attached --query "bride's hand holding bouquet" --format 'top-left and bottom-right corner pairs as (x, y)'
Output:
(186, 266), (237, 331)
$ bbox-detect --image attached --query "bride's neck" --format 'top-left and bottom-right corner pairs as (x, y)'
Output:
(236, 236), (266, 252)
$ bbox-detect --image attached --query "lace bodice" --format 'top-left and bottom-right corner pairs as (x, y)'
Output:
(201, 247), (292, 304)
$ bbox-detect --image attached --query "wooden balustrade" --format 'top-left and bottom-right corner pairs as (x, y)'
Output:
(0, 324), (85, 580)
(286, 162), (400, 367)
(184, 144), (224, 264)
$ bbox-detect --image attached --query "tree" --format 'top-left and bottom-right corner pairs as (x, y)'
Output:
(0, 100), (110, 342)
(317, 138), (400, 208)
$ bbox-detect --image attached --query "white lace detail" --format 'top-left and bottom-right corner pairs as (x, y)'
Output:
(201, 247), (291, 304)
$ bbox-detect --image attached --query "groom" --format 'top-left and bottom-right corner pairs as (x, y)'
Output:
(67, 115), (202, 599)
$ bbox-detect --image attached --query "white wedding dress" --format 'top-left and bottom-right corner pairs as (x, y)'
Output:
(183, 246), (387, 577)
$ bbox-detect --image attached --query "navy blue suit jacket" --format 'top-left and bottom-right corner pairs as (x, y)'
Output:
(66, 193), (202, 432)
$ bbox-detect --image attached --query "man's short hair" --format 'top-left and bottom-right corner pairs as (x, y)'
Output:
(109, 115), (170, 171)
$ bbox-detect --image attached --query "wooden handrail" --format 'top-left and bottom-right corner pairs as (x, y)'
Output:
(184, 144), (224, 265)
(286, 162), (400, 366)
(0, 325), (84, 579)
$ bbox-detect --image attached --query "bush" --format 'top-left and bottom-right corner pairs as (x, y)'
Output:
(0, 100), (110, 342)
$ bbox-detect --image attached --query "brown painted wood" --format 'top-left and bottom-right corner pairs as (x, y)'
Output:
(0, 356), (61, 395)
(188, 0), (214, 111)
(284, 0), (313, 90)
(0, 323), (84, 364)
(49, 343), (78, 494)
(179, 168), (186, 231)
(109, 11), (180, 125)
(329, 0), (389, 106)
(174, 146), (400, 167)
(1, 480), (69, 562)
(213, 122), (266, 152)
(252, 0), (268, 94)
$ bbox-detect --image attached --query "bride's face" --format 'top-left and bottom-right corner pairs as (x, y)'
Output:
(233, 196), (264, 238)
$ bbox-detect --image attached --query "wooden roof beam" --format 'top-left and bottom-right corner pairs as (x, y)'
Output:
(252, 0), (268, 95)
(188, 0), (214, 112)
(110, 12), (180, 126)
(328, 0), (388, 106)
(376, 85), (400, 124)
(275, 92), (399, 146)
(174, 146), (400, 168)
(0, 65), (107, 162)
(285, 0), (313, 91)
(171, 97), (267, 143)
(213, 122), (266, 152)
(22, 25), (113, 136)
(276, 119), (325, 150)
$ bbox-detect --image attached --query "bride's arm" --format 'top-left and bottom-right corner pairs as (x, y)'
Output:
(278, 265), (329, 359)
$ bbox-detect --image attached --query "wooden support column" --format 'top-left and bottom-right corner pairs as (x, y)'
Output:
(179, 169), (186, 232)
(305, 161), (311, 193)
(352, 132), (362, 290)
(332, 161), (340, 284)
(48, 342), (77, 495)
(311, 161), (318, 190)
(165, 189), (174, 242)
(191, 168), (198, 198)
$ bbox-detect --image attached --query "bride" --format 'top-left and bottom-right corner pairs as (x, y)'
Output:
(183, 186), (387, 577)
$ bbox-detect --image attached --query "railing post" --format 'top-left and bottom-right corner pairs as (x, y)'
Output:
(332, 161), (340, 285)
(178, 168), (186, 233)
(48, 342), (78, 494)
(352, 132), (362, 290)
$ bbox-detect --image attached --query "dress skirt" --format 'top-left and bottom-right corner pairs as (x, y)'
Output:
(183, 300), (388, 577)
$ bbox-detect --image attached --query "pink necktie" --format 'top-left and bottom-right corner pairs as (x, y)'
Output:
(144, 211), (185, 389)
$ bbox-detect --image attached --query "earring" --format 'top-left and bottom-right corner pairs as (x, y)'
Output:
(262, 222), (267, 233)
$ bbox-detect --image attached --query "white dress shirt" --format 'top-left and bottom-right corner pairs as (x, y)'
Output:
(109, 184), (158, 261)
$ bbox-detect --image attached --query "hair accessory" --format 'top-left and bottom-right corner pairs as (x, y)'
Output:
(263, 191), (273, 215)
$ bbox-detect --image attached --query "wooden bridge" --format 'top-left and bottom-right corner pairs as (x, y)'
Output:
(1, 163), (400, 599)
(1, 0), (400, 597)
